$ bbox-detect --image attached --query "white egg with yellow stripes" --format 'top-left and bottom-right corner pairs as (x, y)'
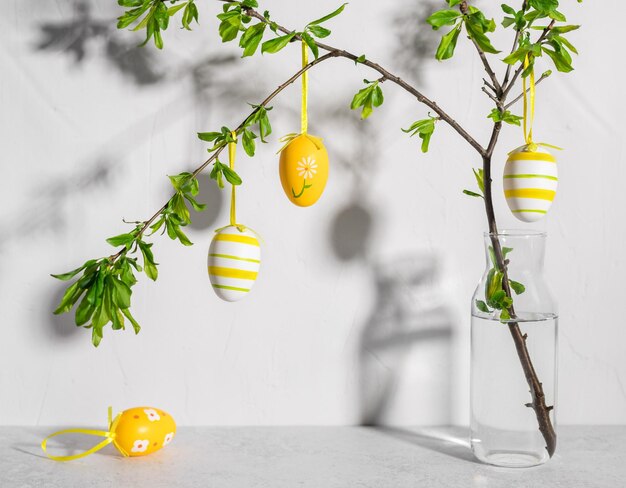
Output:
(503, 144), (558, 223)
(208, 226), (261, 302)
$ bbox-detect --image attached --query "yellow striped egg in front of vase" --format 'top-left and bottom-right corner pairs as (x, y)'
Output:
(208, 225), (261, 302)
(503, 144), (558, 223)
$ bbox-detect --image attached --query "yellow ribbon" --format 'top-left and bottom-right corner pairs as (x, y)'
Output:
(41, 407), (127, 462)
(227, 130), (242, 231)
(522, 54), (535, 146)
(301, 39), (308, 135)
(519, 54), (563, 154)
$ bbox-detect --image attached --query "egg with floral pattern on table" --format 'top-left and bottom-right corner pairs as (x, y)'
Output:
(113, 406), (176, 457)
(279, 134), (329, 207)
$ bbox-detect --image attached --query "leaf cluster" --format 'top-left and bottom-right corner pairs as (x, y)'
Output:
(350, 79), (384, 120)
(487, 108), (523, 126)
(117, 0), (198, 49)
(52, 254), (142, 347)
(218, 1), (346, 59)
(501, 2), (580, 75)
(402, 117), (437, 153)
(150, 172), (206, 245)
(427, 2), (498, 61)
(475, 246), (526, 322)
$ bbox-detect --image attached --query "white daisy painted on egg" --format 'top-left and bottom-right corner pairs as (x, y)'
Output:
(131, 439), (149, 453)
(163, 432), (175, 446)
(144, 408), (160, 422)
(297, 156), (317, 180)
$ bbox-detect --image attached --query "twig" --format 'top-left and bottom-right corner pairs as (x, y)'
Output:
(503, 71), (550, 110)
(502, 19), (555, 98)
(502, 1), (528, 87)
(459, 1), (502, 95)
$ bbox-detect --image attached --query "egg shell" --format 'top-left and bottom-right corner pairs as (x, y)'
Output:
(113, 407), (176, 457)
(279, 134), (329, 207)
(503, 144), (558, 222)
(208, 226), (261, 302)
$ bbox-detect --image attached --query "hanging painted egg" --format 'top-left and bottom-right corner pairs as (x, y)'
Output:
(279, 134), (329, 207)
(113, 406), (177, 457)
(503, 144), (558, 222)
(208, 225), (261, 302)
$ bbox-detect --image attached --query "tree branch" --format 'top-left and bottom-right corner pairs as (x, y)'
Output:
(502, 19), (555, 98)
(503, 71), (550, 110)
(502, 1), (528, 87)
(110, 50), (340, 262)
(241, 6), (486, 156)
(459, 1), (502, 95)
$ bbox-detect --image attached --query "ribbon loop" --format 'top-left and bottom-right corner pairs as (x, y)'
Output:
(301, 40), (308, 135)
(41, 407), (123, 462)
(228, 131), (238, 228)
(522, 54), (535, 146)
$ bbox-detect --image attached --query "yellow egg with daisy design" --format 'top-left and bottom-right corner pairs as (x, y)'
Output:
(113, 406), (177, 457)
(279, 133), (329, 207)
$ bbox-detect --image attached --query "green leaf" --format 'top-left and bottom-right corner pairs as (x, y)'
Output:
(218, 10), (242, 43)
(92, 324), (103, 347)
(501, 4), (516, 15)
(242, 129), (257, 157)
(261, 33), (296, 54)
(239, 22), (266, 57)
(465, 18), (500, 54)
(502, 46), (530, 64)
(473, 168), (485, 194)
(509, 280), (526, 295)
(463, 189), (483, 198)
(138, 240), (158, 281)
(402, 117), (436, 153)
(301, 32), (319, 59)
(542, 46), (573, 72)
(355, 54), (366, 64)
(51, 259), (97, 281)
(487, 109), (522, 126)
(475, 300), (492, 313)
(500, 308), (511, 321)
(307, 3), (347, 26)
(222, 165), (243, 186)
(122, 308), (141, 334)
(106, 233), (136, 248)
(183, 193), (206, 212)
(197, 131), (222, 142)
(111, 277), (132, 309)
(167, 2), (187, 16)
(426, 10), (461, 30)
(551, 25), (580, 34)
(75, 295), (95, 326)
(447, 0), (462, 6)
(173, 225), (193, 246)
(54, 282), (83, 315)
(435, 24), (461, 60)
(307, 25), (331, 38)
(529, 0), (559, 12)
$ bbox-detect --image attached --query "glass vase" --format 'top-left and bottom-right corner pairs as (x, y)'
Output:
(470, 230), (558, 467)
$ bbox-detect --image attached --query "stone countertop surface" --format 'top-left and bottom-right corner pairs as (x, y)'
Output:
(0, 426), (623, 487)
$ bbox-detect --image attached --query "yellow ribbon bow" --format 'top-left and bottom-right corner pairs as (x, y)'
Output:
(41, 407), (127, 462)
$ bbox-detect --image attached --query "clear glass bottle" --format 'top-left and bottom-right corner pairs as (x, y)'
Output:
(470, 230), (558, 467)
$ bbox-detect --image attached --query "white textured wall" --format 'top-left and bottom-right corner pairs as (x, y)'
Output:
(1, 0), (624, 427)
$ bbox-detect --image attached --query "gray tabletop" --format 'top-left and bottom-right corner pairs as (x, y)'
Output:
(0, 426), (623, 487)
